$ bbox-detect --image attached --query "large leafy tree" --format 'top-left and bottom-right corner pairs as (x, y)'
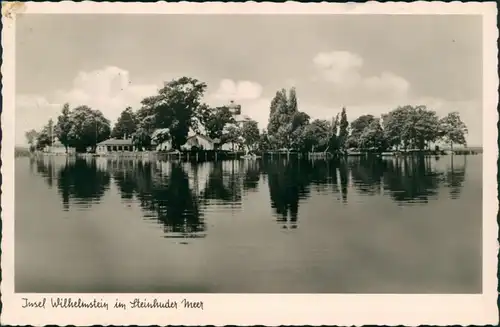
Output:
(401, 105), (440, 150)
(287, 111), (310, 150)
(267, 87), (309, 151)
(300, 119), (331, 152)
(204, 106), (235, 140)
(439, 112), (468, 151)
(382, 106), (412, 150)
(287, 87), (298, 113)
(132, 128), (152, 150)
(241, 119), (260, 152)
(140, 77), (208, 149)
(67, 106), (111, 152)
(36, 119), (55, 150)
(324, 114), (341, 153)
(111, 107), (138, 139)
(131, 106), (156, 150)
(382, 105), (440, 150)
(25, 129), (38, 151)
(359, 118), (386, 151)
(347, 114), (375, 148)
(258, 130), (273, 151)
(221, 125), (242, 151)
(55, 103), (72, 152)
(267, 89), (289, 135)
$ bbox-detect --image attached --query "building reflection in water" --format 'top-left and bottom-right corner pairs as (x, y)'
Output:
(242, 160), (262, 192)
(109, 159), (206, 241)
(34, 154), (467, 236)
(201, 160), (243, 207)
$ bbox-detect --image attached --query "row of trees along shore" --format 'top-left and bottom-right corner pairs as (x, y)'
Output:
(25, 76), (469, 155)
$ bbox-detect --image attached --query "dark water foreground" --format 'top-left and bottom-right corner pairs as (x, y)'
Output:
(15, 155), (482, 293)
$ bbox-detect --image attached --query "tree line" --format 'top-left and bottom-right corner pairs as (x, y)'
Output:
(25, 76), (469, 153)
(261, 88), (468, 153)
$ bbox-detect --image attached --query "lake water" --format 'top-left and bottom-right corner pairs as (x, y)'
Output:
(15, 155), (482, 293)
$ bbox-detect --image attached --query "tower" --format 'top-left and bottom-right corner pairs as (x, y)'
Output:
(227, 100), (249, 124)
(228, 100), (241, 116)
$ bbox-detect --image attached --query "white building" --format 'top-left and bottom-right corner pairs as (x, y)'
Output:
(96, 138), (134, 155)
(153, 128), (217, 152)
(182, 134), (216, 151)
(219, 100), (252, 152)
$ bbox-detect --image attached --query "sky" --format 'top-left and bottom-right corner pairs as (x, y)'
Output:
(15, 14), (483, 146)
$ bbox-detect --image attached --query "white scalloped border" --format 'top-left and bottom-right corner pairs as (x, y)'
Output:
(1, 2), (498, 326)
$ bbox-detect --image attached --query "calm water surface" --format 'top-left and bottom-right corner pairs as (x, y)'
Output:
(16, 155), (482, 293)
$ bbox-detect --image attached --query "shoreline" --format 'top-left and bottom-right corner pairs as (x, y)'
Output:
(17, 148), (482, 160)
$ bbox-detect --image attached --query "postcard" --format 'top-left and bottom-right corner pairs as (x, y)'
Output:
(1, 1), (498, 325)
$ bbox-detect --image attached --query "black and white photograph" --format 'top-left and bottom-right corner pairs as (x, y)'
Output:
(2, 2), (498, 326)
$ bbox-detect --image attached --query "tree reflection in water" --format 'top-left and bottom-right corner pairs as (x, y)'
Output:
(111, 159), (139, 200)
(339, 160), (349, 203)
(263, 159), (311, 229)
(349, 157), (384, 196)
(201, 161), (243, 206)
(46, 157), (111, 210)
(111, 160), (206, 241)
(445, 155), (467, 199)
(263, 158), (349, 229)
(34, 156), (57, 189)
(33, 154), (467, 237)
(243, 160), (262, 192)
(349, 155), (467, 203)
(383, 156), (442, 203)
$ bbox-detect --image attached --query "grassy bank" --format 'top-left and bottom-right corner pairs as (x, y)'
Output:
(27, 146), (482, 162)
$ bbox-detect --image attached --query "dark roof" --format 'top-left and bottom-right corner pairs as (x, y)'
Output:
(97, 138), (133, 146)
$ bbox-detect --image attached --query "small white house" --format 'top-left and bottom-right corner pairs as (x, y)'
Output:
(181, 134), (216, 151)
(96, 138), (134, 155)
(221, 142), (239, 151)
(220, 134), (246, 152)
(155, 140), (173, 151)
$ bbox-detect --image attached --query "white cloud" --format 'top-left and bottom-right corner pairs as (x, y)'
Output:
(205, 79), (269, 131)
(54, 66), (159, 122)
(15, 94), (62, 145)
(15, 66), (481, 148)
(313, 51), (363, 87)
(313, 51), (364, 72)
(362, 72), (410, 98)
(307, 50), (484, 143)
(211, 79), (263, 101)
(313, 50), (410, 102)
(239, 98), (272, 131)
(16, 66), (159, 145)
